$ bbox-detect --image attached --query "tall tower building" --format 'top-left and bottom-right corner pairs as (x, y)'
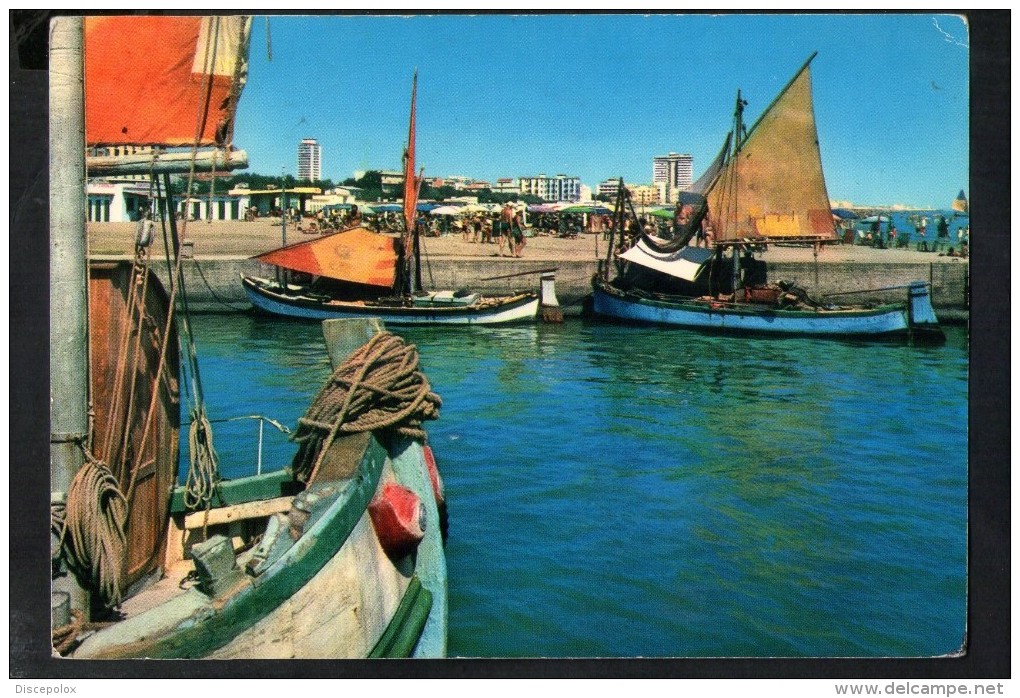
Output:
(652, 152), (693, 192)
(297, 138), (322, 182)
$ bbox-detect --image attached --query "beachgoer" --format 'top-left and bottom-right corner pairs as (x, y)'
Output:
(511, 208), (526, 257)
(937, 215), (949, 240)
(498, 203), (514, 257)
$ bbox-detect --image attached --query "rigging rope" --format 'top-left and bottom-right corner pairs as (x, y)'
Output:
(290, 332), (442, 483)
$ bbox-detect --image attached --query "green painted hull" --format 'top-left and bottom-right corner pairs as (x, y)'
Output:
(73, 435), (446, 659)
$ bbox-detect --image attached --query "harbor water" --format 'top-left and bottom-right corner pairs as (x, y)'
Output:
(184, 314), (968, 658)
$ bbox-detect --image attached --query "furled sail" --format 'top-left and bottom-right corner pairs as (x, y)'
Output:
(254, 227), (399, 288)
(702, 55), (835, 242)
(85, 15), (252, 147)
(402, 71), (422, 236)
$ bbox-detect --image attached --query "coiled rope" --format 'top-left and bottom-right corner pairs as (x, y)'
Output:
(59, 446), (128, 609)
(290, 332), (442, 483)
(183, 407), (221, 511)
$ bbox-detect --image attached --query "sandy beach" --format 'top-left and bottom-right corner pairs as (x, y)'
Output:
(88, 219), (969, 267)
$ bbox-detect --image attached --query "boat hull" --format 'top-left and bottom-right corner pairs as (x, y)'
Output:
(592, 278), (944, 341)
(72, 435), (447, 659)
(242, 275), (539, 326)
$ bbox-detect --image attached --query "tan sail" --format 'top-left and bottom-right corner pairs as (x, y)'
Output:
(704, 58), (835, 243)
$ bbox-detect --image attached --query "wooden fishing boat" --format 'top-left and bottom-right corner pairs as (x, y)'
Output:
(51, 15), (447, 659)
(242, 74), (556, 326)
(591, 53), (944, 342)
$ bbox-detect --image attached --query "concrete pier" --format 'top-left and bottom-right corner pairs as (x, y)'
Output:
(89, 220), (969, 322)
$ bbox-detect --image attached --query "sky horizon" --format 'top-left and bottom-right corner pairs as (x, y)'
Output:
(232, 13), (969, 210)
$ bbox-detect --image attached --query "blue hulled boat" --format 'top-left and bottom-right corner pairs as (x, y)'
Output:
(591, 53), (944, 342)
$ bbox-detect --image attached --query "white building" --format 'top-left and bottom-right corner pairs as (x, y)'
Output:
(652, 152), (693, 201)
(493, 178), (520, 194)
(518, 173), (581, 202)
(596, 179), (622, 200)
(86, 181), (153, 222)
(297, 138), (322, 182)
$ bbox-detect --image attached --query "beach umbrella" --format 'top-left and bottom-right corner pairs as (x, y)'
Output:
(562, 204), (613, 215)
(417, 202), (441, 212)
(430, 205), (462, 216)
(373, 203), (402, 213)
(646, 208), (675, 219)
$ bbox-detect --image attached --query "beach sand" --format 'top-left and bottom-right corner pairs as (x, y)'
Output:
(88, 219), (968, 266)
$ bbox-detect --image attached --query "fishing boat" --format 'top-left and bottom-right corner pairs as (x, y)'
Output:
(51, 15), (446, 659)
(242, 74), (557, 325)
(591, 53), (944, 342)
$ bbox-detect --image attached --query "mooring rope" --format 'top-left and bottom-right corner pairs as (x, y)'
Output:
(183, 407), (221, 511)
(290, 332), (442, 483)
(58, 445), (128, 610)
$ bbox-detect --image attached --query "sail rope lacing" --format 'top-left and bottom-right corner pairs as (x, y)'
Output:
(290, 332), (442, 483)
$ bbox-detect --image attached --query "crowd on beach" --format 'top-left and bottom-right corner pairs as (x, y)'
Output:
(840, 212), (970, 258)
(271, 197), (715, 261)
(245, 197), (970, 262)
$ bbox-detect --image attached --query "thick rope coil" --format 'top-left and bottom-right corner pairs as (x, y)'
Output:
(183, 408), (221, 511)
(59, 449), (128, 609)
(290, 332), (442, 483)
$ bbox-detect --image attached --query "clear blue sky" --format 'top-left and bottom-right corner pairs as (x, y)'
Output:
(232, 13), (969, 209)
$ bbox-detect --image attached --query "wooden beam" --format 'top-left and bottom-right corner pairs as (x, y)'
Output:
(183, 495), (292, 530)
(87, 149), (249, 177)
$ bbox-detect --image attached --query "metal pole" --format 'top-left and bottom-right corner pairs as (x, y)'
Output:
(256, 418), (264, 476)
(50, 15), (91, 617)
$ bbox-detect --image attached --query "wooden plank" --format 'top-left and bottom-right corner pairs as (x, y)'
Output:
(86, 149), (249, 176)
(183, 496), (293, 530)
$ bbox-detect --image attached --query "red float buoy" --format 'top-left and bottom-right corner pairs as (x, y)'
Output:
(368, 482), (425, 558)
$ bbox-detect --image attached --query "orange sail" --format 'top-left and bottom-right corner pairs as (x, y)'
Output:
(254, 227), (399, 288)
(703, 55), (835, 242)
(85, 15), (251, 147)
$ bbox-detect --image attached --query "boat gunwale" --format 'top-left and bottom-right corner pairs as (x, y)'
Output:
(594, 278), (908, 320)
(241, 274), (539, 317)
(77, 436), (393, 658)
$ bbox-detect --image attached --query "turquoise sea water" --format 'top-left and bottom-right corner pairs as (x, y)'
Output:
(184, 314), (968, 658)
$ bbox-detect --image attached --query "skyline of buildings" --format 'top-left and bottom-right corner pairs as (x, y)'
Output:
(291, 137), (959, 210)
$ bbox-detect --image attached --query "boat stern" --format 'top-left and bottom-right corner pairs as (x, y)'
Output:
(907, 281), (946, 343)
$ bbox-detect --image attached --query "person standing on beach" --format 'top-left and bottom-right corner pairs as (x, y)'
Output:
(498, 203), (514, 257)
(937, 215), (949, 240)
(511, 207), (526, 257)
